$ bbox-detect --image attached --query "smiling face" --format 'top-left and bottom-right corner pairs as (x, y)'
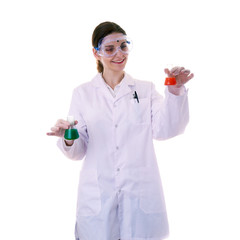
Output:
(93, 33), (129, 74)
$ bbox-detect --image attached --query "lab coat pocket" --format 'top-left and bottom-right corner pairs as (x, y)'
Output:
(77, 169), (101, 217)
(140, 169), (166, 214)
(129, 98), (150, 124)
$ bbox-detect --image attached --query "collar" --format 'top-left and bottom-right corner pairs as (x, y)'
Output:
(91, 72), (135, 88)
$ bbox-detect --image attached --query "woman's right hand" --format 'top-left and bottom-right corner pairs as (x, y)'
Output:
(46, 119), (78, 138)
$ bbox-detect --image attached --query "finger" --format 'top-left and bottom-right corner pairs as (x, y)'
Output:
(55, 122), (69, 129)
(170, 66), (179, 74)
(164, 68), (171, 75)
(46, 132), (56, 136)
(171, 67), (185, 75)
(51, 126), (59, 132)
(181, 69), (190, 75)
(186, 73), (194, 81)
(56, 119), (70, 126)
(74, 120), (78, 126)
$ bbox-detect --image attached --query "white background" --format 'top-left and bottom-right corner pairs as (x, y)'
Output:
(0, 0), (239, 239)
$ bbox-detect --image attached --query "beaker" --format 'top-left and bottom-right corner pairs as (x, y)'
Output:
(64, 116), (79, 140)
(164, 63), (177, 85)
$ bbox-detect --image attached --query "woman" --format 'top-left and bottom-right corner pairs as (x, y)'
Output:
(47, 21), (194, 240)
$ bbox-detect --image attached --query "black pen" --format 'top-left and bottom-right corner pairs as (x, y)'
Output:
(133, 91), (139, 103)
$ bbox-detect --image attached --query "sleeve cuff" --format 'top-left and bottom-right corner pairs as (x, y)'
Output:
(166, 85), (188, 96)
(58, 138), (75, 152)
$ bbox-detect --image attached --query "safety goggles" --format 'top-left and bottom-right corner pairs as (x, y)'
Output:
(94, 35), (133, 58)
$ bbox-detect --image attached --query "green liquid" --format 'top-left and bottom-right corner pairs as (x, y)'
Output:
(64, 129), (79, 140)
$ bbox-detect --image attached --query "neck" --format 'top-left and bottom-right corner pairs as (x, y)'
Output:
(102, 70), (125, 89)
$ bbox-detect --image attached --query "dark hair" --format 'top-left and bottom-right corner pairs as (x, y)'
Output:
(92, 21), (127, 73)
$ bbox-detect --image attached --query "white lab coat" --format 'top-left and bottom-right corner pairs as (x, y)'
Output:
(57, 73), (189, 240)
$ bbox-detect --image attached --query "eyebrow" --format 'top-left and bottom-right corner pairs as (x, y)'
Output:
(104, 44), (115, 48)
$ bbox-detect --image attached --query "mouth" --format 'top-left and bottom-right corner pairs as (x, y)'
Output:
(112, 58), (126, 64)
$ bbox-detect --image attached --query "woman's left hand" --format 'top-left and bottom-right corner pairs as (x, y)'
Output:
(164, 66), (194, 87)
(164, 66), (194, 95)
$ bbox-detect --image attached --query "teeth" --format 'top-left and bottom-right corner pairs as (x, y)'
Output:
(113, 59), (124, 63)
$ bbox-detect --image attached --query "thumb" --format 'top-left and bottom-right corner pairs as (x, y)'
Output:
(74, 120), (78, 126)
(164, 68), (170, 75)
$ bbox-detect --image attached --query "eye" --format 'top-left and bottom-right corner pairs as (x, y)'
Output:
(121, 43), (128, 51)
(104, 46), (115, 53)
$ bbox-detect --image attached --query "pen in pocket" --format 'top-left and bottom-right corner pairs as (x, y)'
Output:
(133, 91), (139, 103)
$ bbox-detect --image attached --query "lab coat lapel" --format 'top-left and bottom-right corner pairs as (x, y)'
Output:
(91, 73), (114, 101)
(115, 74), (135, 102)
(91, 73), (135, 102)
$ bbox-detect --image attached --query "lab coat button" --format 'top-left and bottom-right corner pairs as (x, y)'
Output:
(116, 146), (119, 150)
(117, 168), (120, 171)
(115, 124), (118, 128)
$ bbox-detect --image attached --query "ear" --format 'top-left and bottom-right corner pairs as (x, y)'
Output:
(92, 48), (101, 60)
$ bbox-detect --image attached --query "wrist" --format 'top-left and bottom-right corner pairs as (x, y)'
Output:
(168, 85), (183, 95)
(64, 139), (74, 146)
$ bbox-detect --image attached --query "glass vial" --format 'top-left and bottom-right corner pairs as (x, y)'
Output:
(64, 116), (79, 140)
